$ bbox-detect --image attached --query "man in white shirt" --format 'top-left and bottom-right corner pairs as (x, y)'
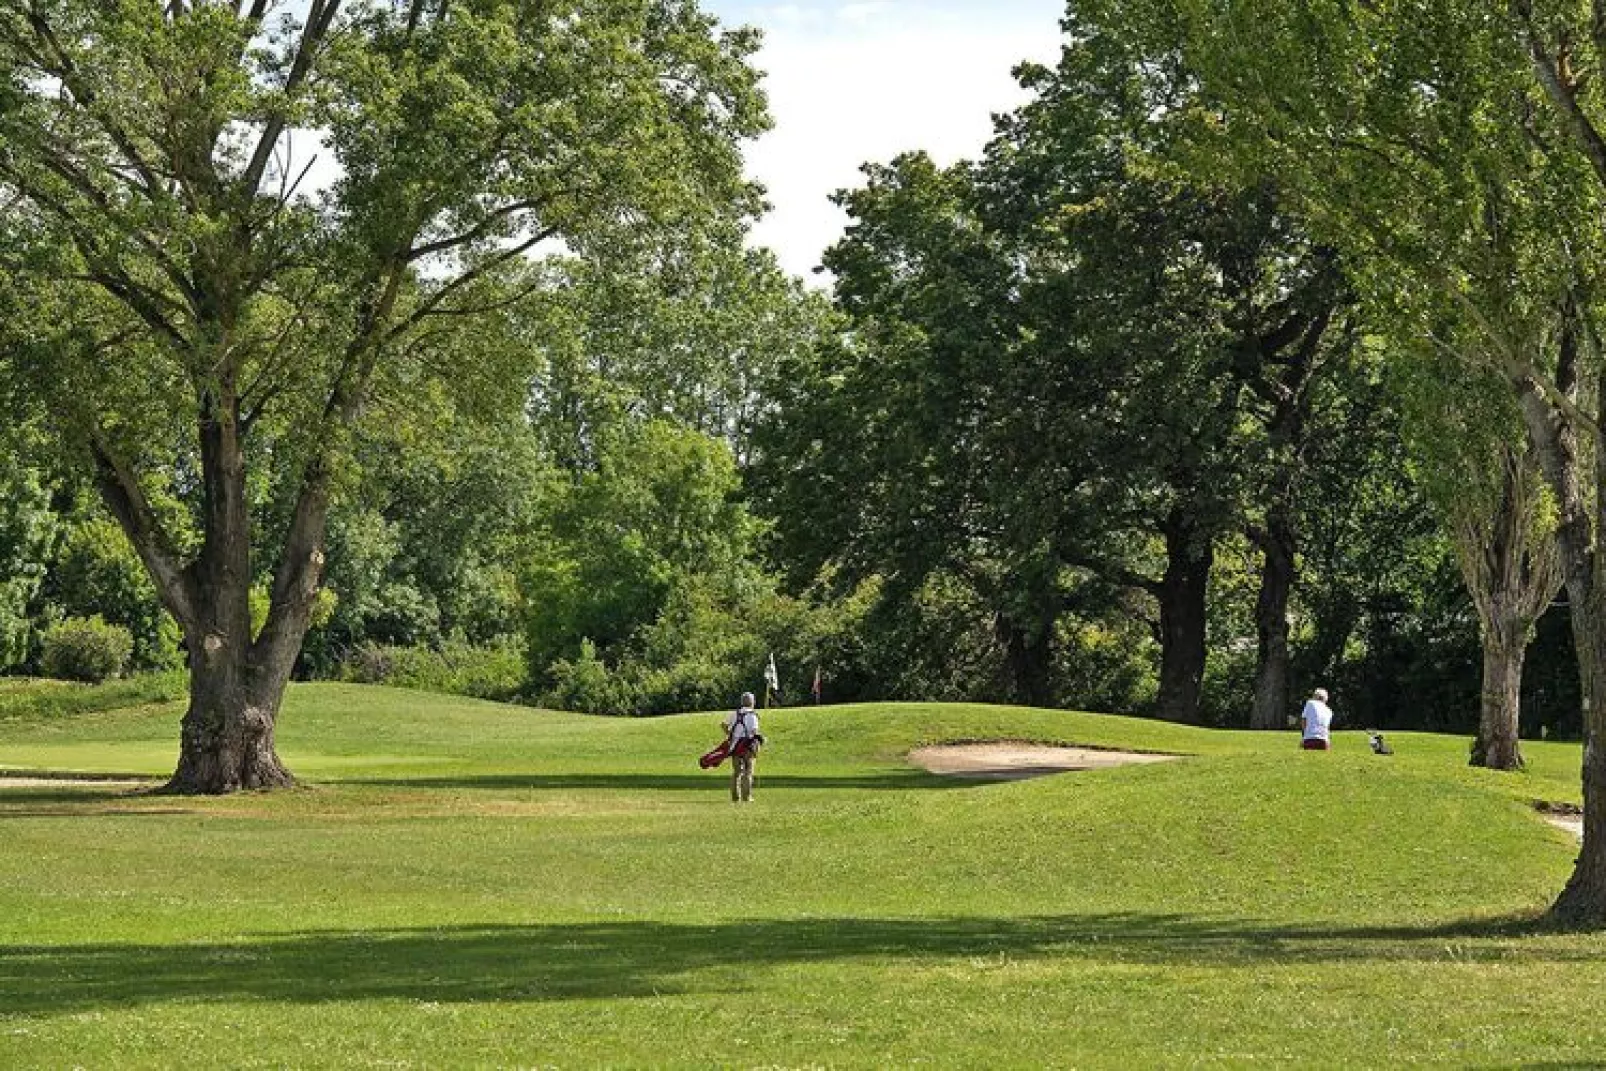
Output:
(1301, 688), (1334, 751)
(724, 692), (762, 802)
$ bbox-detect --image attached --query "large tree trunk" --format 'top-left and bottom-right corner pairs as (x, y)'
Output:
(1156, 509), (1212, 723)
(1249, 508), (1295, 729)
(999, 615), (1053, 708)
(162, 384), (302, 793)
(1470, 625), (1526, 771)
(1552, 593), (1606, 924)
(1459, 446), (1561, 772)
(1514, 305), (1606, 924)
(168, 644), (295, 793)
(1509, 2), (1606, 927)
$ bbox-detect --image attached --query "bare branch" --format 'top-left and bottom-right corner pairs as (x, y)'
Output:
(404, 198), (546, 263)
(386, 225), (558, 342)
(239, 0), (342, 199)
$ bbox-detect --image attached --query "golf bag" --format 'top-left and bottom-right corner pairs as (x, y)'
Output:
(699, 739), (733, 769)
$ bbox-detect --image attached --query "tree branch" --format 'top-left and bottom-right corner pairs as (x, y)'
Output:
(239, 0), (342, 199)
(1513, 0), (1606, 188)
(404, 198), (546, 263)
(386, 225), (558, 342)
(22, 2), (165, 198)
(85, 430), (198, 631)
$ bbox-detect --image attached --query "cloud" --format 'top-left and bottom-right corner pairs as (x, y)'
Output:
(736, 2), (1063, 279)
(835, 2), (892, 24)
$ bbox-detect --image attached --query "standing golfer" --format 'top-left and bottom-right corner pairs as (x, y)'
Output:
(1300, 688), (1334, 751)
(724, 691), (762, 802)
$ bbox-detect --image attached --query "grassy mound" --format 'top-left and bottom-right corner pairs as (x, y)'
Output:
(0, 681), (1602, 1066)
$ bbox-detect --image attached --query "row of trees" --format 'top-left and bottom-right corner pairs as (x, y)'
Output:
(759, 0), (1604, 922)
(3, 0), (1605, 921)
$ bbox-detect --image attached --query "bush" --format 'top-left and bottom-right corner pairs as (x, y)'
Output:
(337, 640), (525, 701)
(46, 515), (183, 672)
(541, 639), (644, 715)
(40, 615), (134, 683)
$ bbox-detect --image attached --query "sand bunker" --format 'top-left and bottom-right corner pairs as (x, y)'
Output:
(909, 742), (1179, 781)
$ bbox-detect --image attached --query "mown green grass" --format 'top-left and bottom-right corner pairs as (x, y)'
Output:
(0, 682), (1602, 1068)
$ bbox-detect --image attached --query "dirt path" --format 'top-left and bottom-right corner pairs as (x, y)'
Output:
(1547, 816), (1583, 839)
(908, 742), (1178, 780)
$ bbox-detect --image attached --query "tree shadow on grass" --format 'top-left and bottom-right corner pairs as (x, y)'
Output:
(0, 787), (184, 814)
(345, 771), (968, 792)
(0, 912), (1594, 1015)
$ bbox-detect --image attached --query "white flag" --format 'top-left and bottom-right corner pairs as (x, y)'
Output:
(764, 652), (780, 694)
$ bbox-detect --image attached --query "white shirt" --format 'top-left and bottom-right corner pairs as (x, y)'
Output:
(1301, 699), (1333, 741)
(724, 707), (759, 741)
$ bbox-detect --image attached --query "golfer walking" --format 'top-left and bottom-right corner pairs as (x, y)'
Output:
(725, 692), (762, 802)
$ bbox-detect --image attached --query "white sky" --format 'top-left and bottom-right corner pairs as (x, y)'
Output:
(278, 0), (1067, 280)
(706, 0), (1066, 278)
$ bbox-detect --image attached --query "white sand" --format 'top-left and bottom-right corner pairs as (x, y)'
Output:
(908, 742), (1178, 780)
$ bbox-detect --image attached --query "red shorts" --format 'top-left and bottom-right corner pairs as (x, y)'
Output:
(1301, 738), (1330, 750)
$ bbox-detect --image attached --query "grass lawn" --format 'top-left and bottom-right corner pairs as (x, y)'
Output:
(1, 681), (1603, 1067)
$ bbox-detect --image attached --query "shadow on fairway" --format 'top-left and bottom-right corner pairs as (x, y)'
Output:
(0, 788), (181, 813)
(345, 771), (968, 792)
(0, 912), (1589, 1014)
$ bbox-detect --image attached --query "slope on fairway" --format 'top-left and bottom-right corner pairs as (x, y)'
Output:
(0, 682), (1602, 1068)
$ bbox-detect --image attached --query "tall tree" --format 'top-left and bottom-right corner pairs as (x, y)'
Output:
(1396, 338), (1565, 770)
(1163, 0), (1606, 919)
(758, 153), (1057, 704)
(979, 9), (1351, 723)
(0, 0), (765, 792)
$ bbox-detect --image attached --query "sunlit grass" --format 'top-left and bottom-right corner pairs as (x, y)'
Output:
(0, 681), (1601, 1067)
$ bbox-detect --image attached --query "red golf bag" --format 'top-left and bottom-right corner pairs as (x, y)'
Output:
(699, 739), (733, 769)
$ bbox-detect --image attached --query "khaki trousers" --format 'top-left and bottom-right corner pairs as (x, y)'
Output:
(731, 751), (755, 801)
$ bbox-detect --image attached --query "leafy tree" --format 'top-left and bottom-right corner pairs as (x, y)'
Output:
(522, 418), (762, 680)
(1149, 0), (1606, 924)
(754, 153), (1059, 703)
(0, 0), (765, 792)
(0, 431), (57, 670)
(1161, 0), (1606, 920)
(310, 393), (547, 668)
(533, 238), (832, 473)
(1396, 344), (1563, 770)
(44, 510), (185, 672)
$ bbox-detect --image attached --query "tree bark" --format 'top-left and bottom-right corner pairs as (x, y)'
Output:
(999, 615), (1053, 708)
(1513, 304), (1606, 924)
(161, 382), (300, 793)
(1249, 507), (1296, 729)
(1156, 508), (1212, 723)
(1457, 446), (1560, 771)
(167, 639), (294, 793)
(1552, 593), (1606, 925)
(1470, 626), (1526, 771)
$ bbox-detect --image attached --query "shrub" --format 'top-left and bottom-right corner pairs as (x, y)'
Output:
(337, 640), (525, 701)
(541, 639), (644, 715)
(40, 615), (134, 683)
(47, 516), (183, 672)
